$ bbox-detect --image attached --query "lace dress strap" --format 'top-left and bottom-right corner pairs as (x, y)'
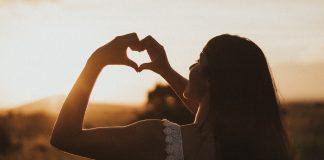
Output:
(162, 118), (184, 160)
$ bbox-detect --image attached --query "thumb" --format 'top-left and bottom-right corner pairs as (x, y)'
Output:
(124, 59), (139, 72)
(138, 62), (153, 72)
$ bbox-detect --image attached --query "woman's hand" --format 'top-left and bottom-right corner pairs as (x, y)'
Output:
(138, 35), (172, 76)
(138, 35), (199, 114)
(89, 33), (143, 71)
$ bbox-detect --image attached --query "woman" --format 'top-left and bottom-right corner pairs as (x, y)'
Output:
(51, 33), (293, 160)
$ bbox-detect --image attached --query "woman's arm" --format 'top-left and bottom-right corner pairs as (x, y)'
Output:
(51, 33), (141, 143)
(159, 67), (199, 114)
(50, 33), (165, 159)
(50, 58), (102, 144)
(138, 36), (199, 114)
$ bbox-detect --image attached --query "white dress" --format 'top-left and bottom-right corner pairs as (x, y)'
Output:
(162, 118), (185, 160)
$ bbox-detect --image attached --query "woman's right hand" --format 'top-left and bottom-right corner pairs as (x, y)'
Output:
(138, 35), (172, 76)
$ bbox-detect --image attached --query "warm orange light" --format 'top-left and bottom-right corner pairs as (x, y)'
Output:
(0, 0), (323, 107)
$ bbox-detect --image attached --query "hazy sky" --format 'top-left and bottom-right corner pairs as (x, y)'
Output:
(0, 0), (323, 107)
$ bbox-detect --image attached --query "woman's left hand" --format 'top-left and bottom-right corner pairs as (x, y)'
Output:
(88, 32), (143, 71)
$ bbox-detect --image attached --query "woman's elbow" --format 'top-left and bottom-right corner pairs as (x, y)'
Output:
(50, 133), (67, 150)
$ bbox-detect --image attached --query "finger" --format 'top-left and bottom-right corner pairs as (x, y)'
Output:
(124, 58), (139, 72)
(138, 62), (153, 72)
(141, 35), (163, 49)
(140, 36), (163, 60)
(119, 32), (144, 51)
(141, 35), (153, 50)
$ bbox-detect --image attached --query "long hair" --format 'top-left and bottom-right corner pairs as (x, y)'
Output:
(201, 34), (293, 160)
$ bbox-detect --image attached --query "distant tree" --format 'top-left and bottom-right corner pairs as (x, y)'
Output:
(0, 112), (22, 155)
(0, 124), (11, 154)
(135, 84), (194, 125)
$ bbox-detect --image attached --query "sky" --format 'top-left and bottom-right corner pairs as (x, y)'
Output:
(0, 0), (323, 107)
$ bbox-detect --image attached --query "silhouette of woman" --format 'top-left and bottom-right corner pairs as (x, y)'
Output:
(51, 33), (293, 160)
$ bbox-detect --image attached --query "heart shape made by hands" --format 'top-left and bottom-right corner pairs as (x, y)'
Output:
(126, 47), (152, 70)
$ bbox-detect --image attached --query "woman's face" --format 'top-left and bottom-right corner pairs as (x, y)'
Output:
(183, 54), (209, 102)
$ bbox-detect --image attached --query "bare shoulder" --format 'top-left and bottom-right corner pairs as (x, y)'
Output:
(127, 119), (165, 136)
(181, 123), (208, 160)
(125, 119), (166, 159)
(127, 119), (165, 130)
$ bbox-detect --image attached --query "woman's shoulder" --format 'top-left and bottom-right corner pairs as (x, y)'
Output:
(128, 118), (189, 131)
(124, 119), (166, 159)
(126, 119), (215, 160)
(127, 119), (166, 138)
(181, 121), (216, 160)
(129, 118), (165, 127)
(129, 119), (189, 160)
(127, 118), (188, 142)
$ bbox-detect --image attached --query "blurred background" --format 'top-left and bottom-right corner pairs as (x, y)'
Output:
(0, 0), (323, 159)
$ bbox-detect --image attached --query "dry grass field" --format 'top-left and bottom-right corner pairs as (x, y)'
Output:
(0, 95), (323, 160)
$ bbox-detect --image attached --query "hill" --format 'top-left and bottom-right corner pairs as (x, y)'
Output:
(0, 95), (145, 126)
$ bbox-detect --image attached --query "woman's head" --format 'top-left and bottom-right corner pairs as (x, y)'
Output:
(183, 52), (209, 102)
(184, 34), (274, 104)
(185, 34), (292, 160)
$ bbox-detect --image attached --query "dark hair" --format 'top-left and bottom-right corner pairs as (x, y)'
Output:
(201, 34), (293, 160)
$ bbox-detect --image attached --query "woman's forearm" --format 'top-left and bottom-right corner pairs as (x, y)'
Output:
(160, 68), (199, 115)
(51, 58), (102, 141)
(51, 33), (142, 145)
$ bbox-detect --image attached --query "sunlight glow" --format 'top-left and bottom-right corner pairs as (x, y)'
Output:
(0, 0), (324, 107)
